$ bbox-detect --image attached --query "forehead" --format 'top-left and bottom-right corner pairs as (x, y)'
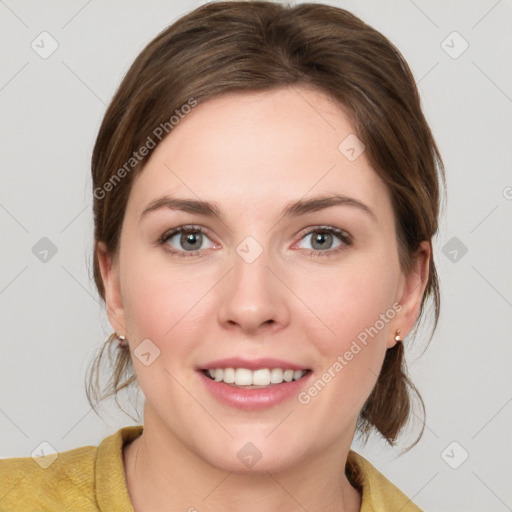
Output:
(126, 85), (392, 221)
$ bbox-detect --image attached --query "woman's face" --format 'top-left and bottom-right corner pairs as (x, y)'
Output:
(99, 85), (428, 473)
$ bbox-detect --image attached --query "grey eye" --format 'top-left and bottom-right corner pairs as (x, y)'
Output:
(165, 229), (214, 252)
(298, 230), (343, 251)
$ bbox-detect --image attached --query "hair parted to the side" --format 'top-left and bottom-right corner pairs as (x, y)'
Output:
(86, 1), (445, 450)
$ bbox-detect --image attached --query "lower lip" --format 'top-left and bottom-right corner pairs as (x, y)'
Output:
(198, 371), (312, 411)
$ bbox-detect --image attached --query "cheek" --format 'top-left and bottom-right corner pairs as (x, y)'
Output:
(302, 259), (398, 336)
(119, 255), (214, 403)
(293, 261), (400, 425)
(293, 254), (400, 388)
(119, 248), (215, 344)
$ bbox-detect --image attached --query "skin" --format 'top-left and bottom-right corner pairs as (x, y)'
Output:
(97, 84), (430, 512)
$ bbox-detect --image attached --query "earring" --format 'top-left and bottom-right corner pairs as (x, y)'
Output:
(115, 332), (128, 348)
(394, 329), (402, 342)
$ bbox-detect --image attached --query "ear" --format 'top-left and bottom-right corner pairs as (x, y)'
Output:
(387, 241), (431, 348)
(96, 241), (127, 335)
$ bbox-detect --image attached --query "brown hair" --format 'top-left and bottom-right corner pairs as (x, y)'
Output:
(86, 1), (445, 449)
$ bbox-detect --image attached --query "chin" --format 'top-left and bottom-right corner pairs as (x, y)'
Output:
(196, 435), (308, 475)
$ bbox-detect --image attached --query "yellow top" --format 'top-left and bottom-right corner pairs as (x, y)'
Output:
(0, 425), (421, 511)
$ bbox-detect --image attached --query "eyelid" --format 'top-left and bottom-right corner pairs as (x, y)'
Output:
(293, 225), (352, 245)
(159, 224), (219, 257)
(291, 225), (353, 257)
(159, 224), (212, 243)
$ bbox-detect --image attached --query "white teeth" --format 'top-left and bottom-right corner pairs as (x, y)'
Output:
(252, 369), (271, 386)
(235, 368), (252, 386)
(204, 367), (307, 386)
(283, 369), (294, 382)
(223, 367), (235, 383)
(270, 368), (284, 384)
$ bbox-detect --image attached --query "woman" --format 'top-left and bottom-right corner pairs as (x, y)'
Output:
(0, 1), (444, 510)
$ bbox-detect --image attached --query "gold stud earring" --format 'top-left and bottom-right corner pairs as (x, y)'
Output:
(394, 329), (402, 342)
(115, 332), (128, 348)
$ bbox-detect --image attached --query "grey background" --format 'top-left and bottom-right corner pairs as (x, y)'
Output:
(1, 0), (511, 510)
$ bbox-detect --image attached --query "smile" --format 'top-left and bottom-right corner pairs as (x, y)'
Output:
(202, 367), (310, 387)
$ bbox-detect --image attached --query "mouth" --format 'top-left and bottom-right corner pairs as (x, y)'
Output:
(200, 367), (312, 389)
(197, 359), (313, 410)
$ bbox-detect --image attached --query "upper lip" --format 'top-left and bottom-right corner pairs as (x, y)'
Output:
(198, 357), (310, 371)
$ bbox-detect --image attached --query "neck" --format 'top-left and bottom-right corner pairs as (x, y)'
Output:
(124, 406), (362, 512)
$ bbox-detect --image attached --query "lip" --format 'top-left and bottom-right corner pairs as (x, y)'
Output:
(196, 360), (312, 411)
(197, 357), (310, 371)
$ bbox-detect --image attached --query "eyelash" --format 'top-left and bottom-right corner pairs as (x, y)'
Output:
(301, 226), (352, 258)
(158, 225), (215, 259)
(158, 225), (352, 258)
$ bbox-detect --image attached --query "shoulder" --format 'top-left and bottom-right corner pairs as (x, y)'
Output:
(347, 450), (423, 512)
(0, 425), (142, 512)
(0, 444), (98, 511)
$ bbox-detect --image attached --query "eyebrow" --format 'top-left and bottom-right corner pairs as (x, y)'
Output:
(140, 196), (223, 222)
(139, 194), (377, 223)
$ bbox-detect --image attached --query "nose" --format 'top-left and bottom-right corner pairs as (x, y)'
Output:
(217, 247), (290, 336)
